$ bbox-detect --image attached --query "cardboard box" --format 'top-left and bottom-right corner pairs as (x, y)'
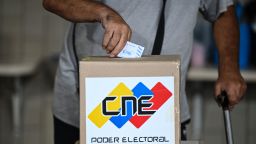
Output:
(80, 56), (180, 144)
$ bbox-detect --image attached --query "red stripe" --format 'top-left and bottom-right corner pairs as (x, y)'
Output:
(129, 82), (172, 128)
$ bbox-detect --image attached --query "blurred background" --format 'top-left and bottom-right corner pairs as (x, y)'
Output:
(0, 0), (255, 144)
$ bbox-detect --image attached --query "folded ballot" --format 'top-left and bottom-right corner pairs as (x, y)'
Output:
(117, 41), (144, 58)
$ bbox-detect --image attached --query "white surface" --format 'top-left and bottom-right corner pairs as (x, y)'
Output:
(187, 67), (256, 82)
(117, 42), (144, 58)
(85, 77), (175, 144)
(0, 62), (37, 76)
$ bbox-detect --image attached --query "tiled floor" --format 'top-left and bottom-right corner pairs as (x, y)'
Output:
(0, 66), (256, 144)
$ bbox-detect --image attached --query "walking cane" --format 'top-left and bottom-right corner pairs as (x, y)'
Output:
(216, 91), (234, 144)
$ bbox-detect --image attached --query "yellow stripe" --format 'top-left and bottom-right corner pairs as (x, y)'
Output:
(88, 82), (133, 128)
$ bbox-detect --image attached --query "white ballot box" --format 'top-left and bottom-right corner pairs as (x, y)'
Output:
(79, 56), (181, 144)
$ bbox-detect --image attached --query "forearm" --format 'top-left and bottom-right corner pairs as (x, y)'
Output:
(213, 5), (246, 107)
(213, 5), (240, 76)
(43, 0), (131, 57)
(43, 0), (119, 23)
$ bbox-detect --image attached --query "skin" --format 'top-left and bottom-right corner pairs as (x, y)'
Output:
(43, 1), (246, 108)
(43, 0), (132, 57)
(214, 6), (247, 109)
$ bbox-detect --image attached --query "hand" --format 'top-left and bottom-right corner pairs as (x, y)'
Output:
(101, 14), (132, 57)
(215, 71), (247, 109)
(43, 0), (131, 57)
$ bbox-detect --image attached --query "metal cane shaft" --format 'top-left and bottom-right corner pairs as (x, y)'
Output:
(223, 110), (234, 144)
(216, 91), (235, 144)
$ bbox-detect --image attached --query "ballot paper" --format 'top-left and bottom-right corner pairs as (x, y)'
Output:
(117, 41), (144, 58)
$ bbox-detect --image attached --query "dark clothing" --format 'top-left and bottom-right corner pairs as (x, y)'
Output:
(54, 117), (79, 144)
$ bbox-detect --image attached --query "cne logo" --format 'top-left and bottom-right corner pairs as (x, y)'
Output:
(88, 82), (172, 128)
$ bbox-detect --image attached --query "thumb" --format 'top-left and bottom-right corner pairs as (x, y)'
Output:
(215, 82), (223, 97)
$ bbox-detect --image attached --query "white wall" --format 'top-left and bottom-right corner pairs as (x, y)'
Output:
(0, 0), (68, 64)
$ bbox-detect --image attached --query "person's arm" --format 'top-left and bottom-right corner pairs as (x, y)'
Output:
(43, 0), (131, 57)
(213, 5), (247, 108)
